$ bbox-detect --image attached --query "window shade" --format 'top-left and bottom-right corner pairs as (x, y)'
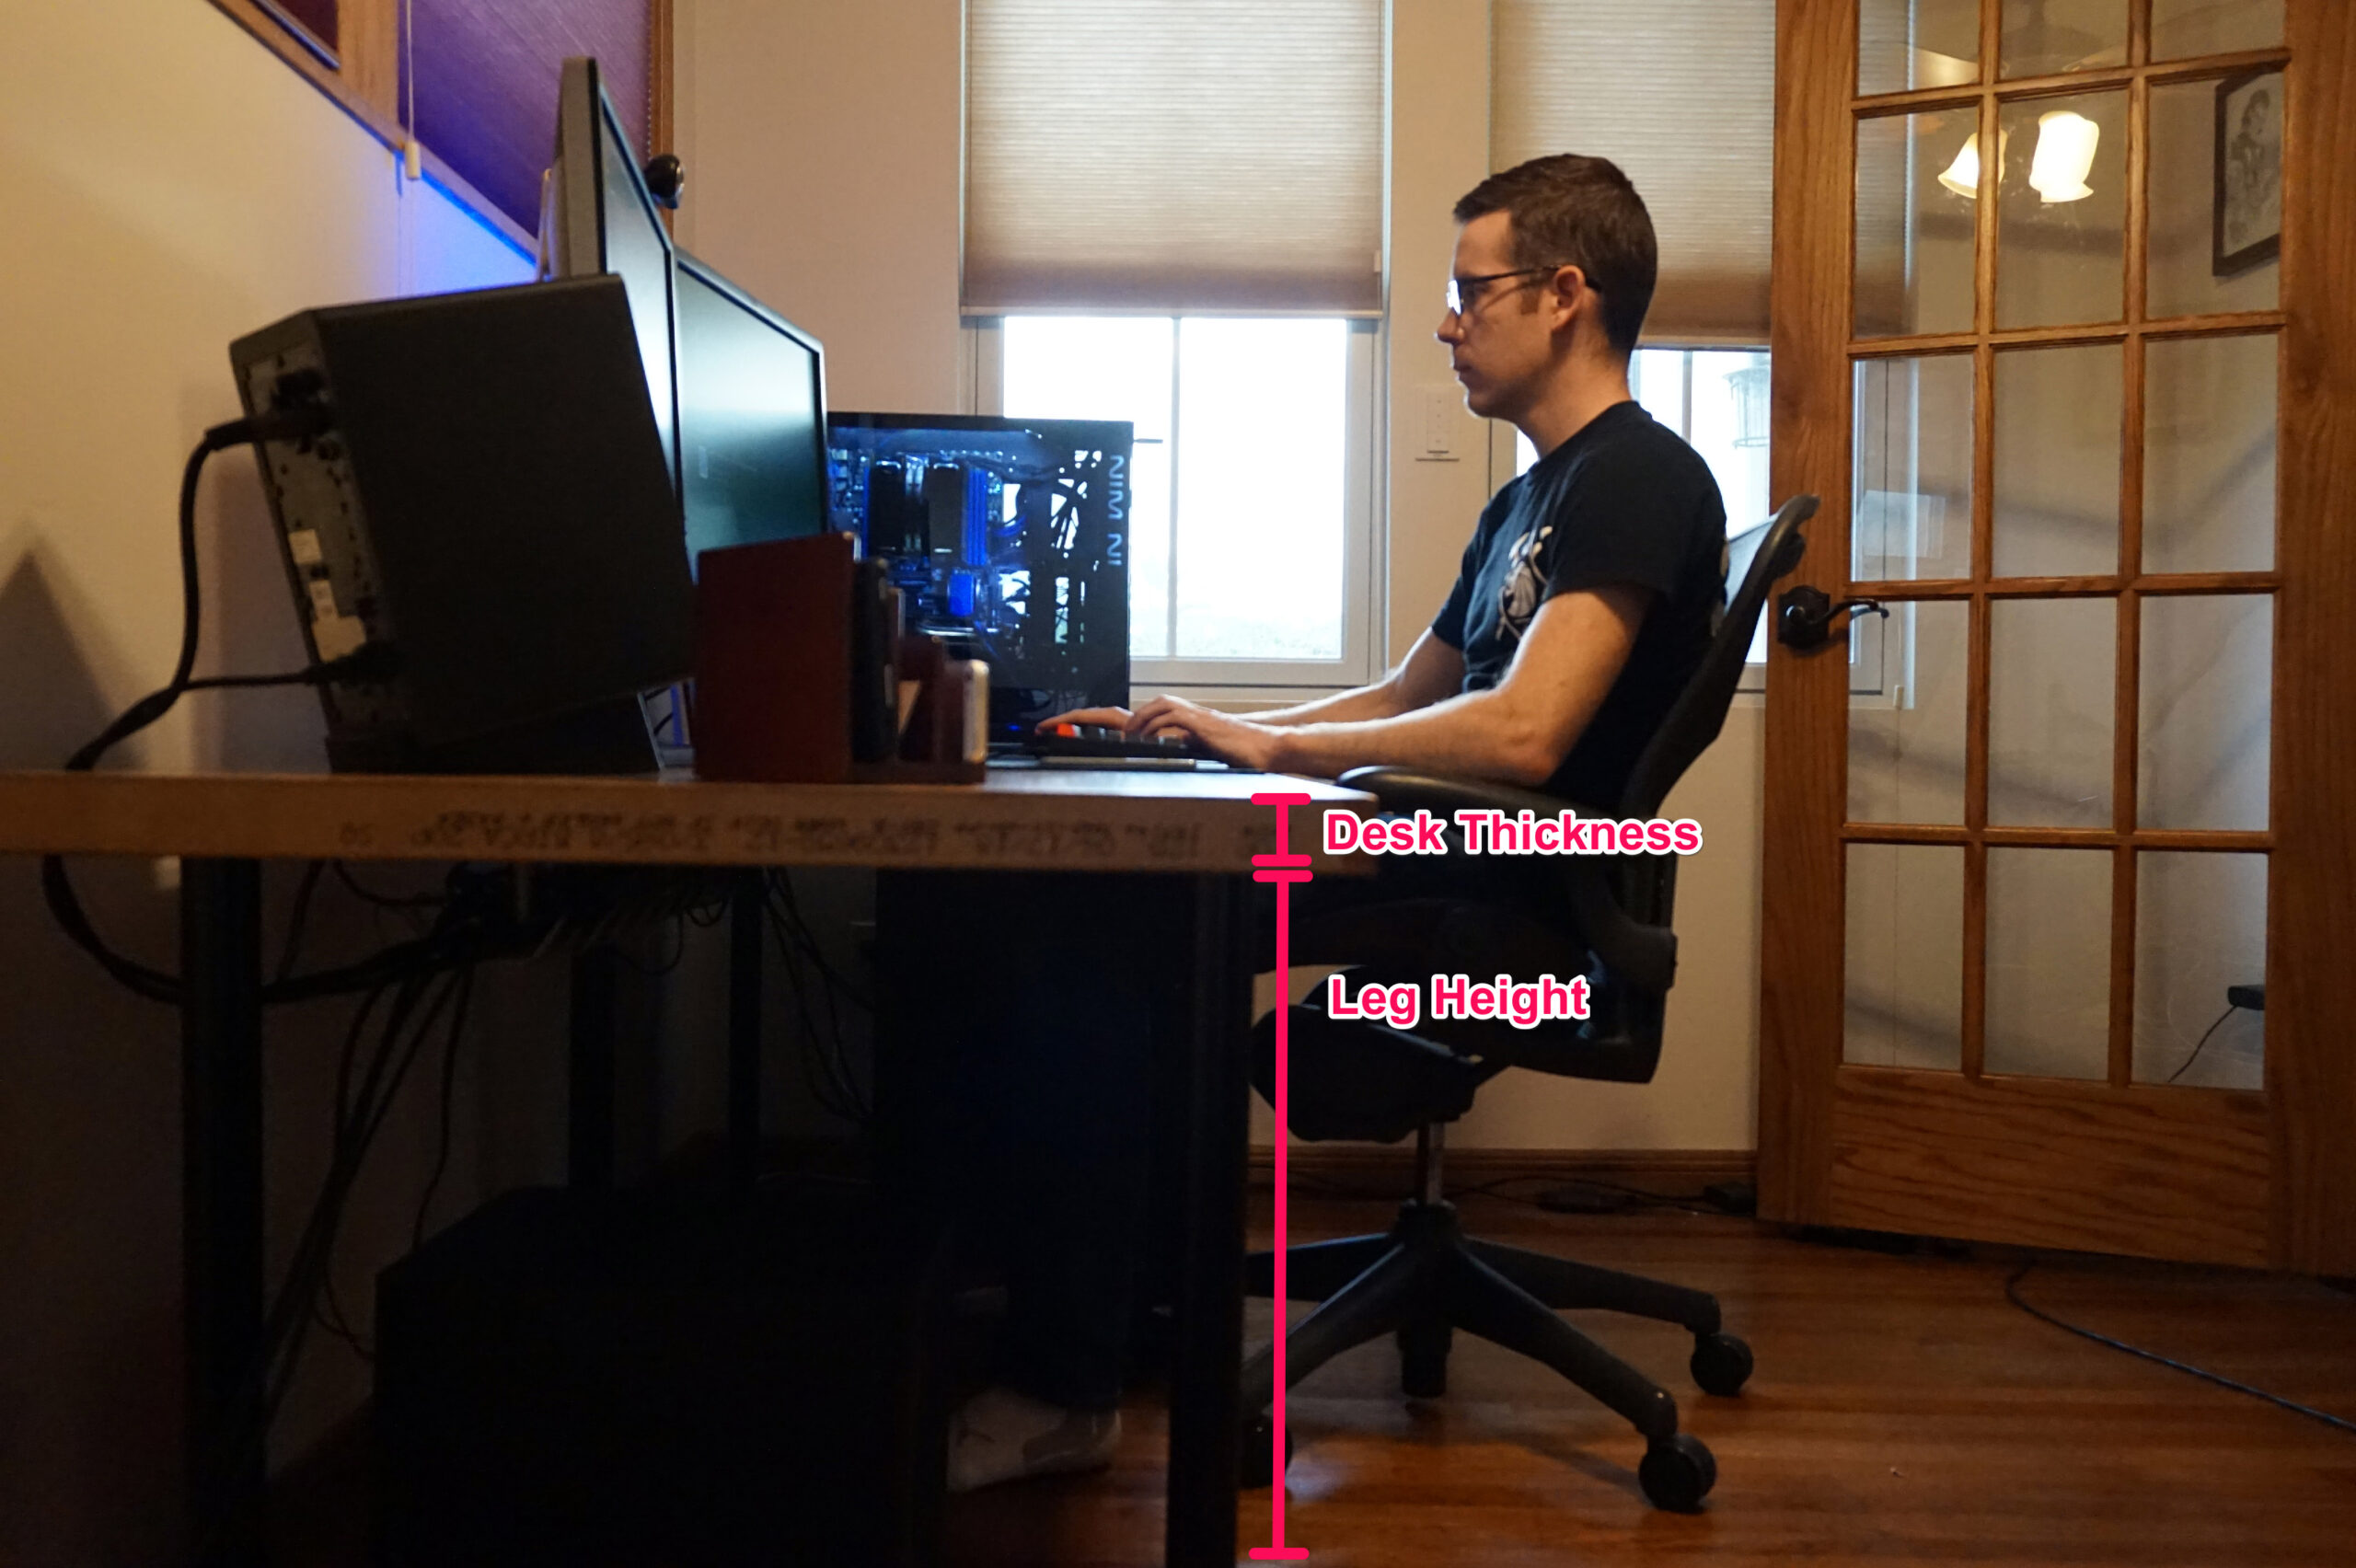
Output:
(964, 0), (1383, 315)
(1491, 1), (1775, 346)
(408, 0), (653, 234)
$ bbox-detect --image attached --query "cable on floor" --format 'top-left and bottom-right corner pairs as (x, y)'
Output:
(2005, 1260), (2356, 1438)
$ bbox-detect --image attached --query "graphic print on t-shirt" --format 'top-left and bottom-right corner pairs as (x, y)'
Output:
(1499, 521), (1553, 644)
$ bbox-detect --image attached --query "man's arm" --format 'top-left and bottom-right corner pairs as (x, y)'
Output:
(1041, 628), (1464, 733)
(1244, 629), (1466, 727)
(1130, 583), (1650, 785)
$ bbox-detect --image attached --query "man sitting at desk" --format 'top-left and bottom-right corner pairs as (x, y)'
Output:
(942, 152), (1727, 1492)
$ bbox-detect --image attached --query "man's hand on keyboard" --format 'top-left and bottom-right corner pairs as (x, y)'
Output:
(1036, 699), (1289, 772)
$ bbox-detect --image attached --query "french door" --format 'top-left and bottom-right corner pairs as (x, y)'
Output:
(1761, 0), (2356, 1271)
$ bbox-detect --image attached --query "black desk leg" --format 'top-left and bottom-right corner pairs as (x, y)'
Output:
(1166, 874), (1253, 1568)
(728, 870), (766, 1200)
(182, 857), (266, 1567)
(568, 944), (621, 1192)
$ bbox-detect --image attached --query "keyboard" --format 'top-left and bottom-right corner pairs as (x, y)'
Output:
(989, 724), (1231, 770)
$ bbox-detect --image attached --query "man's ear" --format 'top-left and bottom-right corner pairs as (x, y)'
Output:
(1544, 263), (1589, 335)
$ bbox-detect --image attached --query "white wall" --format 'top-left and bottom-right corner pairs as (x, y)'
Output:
(674, 0), (965, 414)
(676, 0), (1770, 1154)
(0, 5), (549, 1559)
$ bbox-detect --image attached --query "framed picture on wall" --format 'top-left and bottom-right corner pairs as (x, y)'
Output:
(2213, 68), (2283, 278)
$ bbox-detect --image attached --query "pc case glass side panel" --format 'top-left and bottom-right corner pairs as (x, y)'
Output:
(825, 417), (1134, 735)
(1002, 317), (1175, 657)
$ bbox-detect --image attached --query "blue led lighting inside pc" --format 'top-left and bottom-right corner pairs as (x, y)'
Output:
(826, 415), (1133, 742)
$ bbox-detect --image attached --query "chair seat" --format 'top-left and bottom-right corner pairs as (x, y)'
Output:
(1249, 1005), (1487, 1144)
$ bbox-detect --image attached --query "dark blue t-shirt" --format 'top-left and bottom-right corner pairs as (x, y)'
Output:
(1429, 401), (1727, 808)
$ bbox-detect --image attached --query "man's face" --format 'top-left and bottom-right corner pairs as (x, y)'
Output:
(1437, 211), (1568, 421)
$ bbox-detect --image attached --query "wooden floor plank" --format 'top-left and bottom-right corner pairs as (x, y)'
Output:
(944, 1192), (2356, 1567)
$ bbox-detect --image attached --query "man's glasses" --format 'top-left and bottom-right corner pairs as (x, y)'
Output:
(1445, 265), (1567, 318)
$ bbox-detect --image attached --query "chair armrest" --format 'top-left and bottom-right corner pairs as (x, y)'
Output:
(1335, 767), (1678, 993)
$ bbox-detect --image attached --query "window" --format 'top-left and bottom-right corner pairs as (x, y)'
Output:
(982, 317), (1380, 689)
(963, 3), (1382, 695)
(1509, 350), (1881, 690)
(1513, 350), (1769, 523)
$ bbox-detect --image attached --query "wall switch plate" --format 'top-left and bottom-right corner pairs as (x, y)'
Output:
(1419, 386), (1464, 461)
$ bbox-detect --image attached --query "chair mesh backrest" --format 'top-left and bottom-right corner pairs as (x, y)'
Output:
(1616, 494), (1817, 820)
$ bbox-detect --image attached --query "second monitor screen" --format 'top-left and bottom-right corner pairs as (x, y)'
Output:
(676, 260), (827, 563)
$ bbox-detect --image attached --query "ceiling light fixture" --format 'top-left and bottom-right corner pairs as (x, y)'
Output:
(2028, 110), (2099, 202)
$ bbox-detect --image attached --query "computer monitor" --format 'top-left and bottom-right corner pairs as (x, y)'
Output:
(675, 253), (830, 566)
(543, 57), (677, 483)
(826, 414), (1132, 741)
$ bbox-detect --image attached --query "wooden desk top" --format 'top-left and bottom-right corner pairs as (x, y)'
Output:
(0, 767), (1375, 875)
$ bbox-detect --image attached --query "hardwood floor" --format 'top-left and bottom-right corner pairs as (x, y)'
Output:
(943, 1190), (2356, 1567)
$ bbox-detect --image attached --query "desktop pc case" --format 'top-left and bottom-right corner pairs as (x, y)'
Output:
(375, 1185), (951, 1566)
(827, 414), (1132, 742)
(229, 275), (692, 773)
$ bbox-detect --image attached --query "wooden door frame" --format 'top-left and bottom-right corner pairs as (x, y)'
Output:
(1761, 0), (2356, 1274)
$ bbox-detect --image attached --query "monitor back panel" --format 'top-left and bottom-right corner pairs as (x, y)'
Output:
(231, 275), (693, 769)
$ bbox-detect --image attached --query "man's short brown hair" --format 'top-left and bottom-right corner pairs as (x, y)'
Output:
(1453, 155), (1657, 356)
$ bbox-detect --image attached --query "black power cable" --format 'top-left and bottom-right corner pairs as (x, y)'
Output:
(2006, 1261), (2356, 1438)
(2165, 1003), (2238, 1086)
(41, 415), (437, 1010)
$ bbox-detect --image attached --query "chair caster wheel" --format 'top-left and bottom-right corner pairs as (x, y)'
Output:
(1638, 1433), (1716, 1511)
(1240, 1412), (1295, 1489)
(1691, 1331), (1754, 1396)
(1397, 1320), (1451, 1399)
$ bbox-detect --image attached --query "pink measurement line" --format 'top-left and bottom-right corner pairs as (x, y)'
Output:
(1249, 792), (1313, 1562)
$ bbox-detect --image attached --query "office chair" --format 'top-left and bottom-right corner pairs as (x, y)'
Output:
(1242, 493), (1817, 1512)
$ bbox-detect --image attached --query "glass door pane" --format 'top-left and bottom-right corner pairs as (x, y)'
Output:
(1992, 342), (2123, 577)
(1860, 0), (1983, 95)
(1984, 847), (2112, 1079)
(2133, 851), (2267, 1089)
(1856, 110), (1981, 340)
(2149, 75), (2282, 317)
(1846, 844), (1966, 1069)
(2001, 0), (2127, 77)
(2139, 594), (2272, 830)
(1990, 597), (2115, 826)
(2151, 0), (2282, 61)
(1996, 89), (2130, 328)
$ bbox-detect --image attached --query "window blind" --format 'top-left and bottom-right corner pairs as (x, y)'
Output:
(407, 0), (653, 234)
(1491, 1), (1776, 346)
(964, 0), (1384, 316)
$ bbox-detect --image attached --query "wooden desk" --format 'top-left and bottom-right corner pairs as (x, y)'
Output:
(0, 767), (1372, 1568)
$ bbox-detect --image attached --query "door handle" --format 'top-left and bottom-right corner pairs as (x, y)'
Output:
(1776, 585), (1888, 651)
